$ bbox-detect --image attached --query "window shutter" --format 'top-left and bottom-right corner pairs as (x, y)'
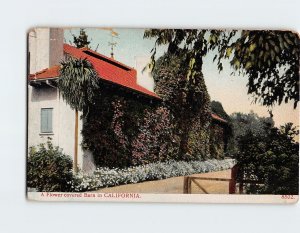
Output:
(47, 109), (52, 132)
(41, 109), (47, 132)
(41, 108), (53, 133)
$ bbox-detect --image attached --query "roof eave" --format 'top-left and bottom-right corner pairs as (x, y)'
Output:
(29, 77), (59, 87)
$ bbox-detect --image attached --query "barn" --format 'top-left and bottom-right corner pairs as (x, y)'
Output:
(28, 28), (228, 173)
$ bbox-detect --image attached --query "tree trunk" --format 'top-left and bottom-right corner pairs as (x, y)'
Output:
(74, 109), (79, 172)
(178, 116), (191, 159)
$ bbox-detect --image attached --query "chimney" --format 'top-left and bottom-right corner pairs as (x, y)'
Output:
(28, 28), (64, 74)
(49, 28), (64, 67)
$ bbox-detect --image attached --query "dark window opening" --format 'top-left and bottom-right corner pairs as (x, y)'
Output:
(83, 51), (131, 71)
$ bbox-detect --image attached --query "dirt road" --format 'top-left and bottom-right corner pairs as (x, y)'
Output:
(96, 169), (232, 194)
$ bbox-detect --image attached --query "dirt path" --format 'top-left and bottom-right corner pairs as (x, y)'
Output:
(96, 169), (232, 194)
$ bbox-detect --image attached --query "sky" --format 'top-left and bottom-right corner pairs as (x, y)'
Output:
(64, 28), (299, 128)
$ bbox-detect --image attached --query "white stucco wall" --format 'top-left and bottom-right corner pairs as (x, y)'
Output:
(135, 56), (155, 92)
(28, 85), (59, 146)
(27, 85), (85, 170)
(28, 27), (94, 173)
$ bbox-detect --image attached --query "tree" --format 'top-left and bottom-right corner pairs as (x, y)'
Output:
(211, 100), (230, 122)
(58, 56), (100, 171)
(152, 52), (211, 160)
(231, 111), (274, 138)
(229, 111), (274, 154)
(144, 29), (299, 108)
(236, 122), (299, 194)
(72, 28), (91, 49)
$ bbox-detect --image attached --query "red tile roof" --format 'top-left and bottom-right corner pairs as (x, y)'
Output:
(29, 44), (159, 99)
(29, 65), (60, 80)
(211, 113), (227, 123)
(29, 44), (228, 124)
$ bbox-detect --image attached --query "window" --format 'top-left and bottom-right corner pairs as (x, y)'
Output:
(41, 108), (53, 133)
(83, 51), (131, 71)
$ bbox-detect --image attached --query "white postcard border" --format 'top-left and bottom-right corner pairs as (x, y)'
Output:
(27, 192), (298, 204)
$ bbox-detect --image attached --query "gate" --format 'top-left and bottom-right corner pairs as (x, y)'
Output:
(183, 165), (261, 194)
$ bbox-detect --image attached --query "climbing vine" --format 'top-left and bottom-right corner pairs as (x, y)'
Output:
(82, 53), (228, 168)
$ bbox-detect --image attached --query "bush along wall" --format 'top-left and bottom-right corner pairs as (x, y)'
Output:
(71, 159), (236, 192)
(27, 142), (235, 192)
(27, 141), (74, 192)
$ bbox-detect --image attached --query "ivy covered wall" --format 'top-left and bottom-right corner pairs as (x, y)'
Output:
(81, 84), (179, 168)
(210, 121), (226, 159)
(82, 54), (229, 168)
(152, 53), (212, 161)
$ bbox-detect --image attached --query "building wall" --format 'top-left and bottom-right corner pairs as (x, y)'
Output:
(28, 28), (63, 74)
(135, 56), (155, 92)
(28, 28), (50, 74)
(28, 27), (87, 170)
(27, 85), (85, 169)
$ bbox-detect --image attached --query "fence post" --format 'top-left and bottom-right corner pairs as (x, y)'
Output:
(238, 167), (244, 194)
(183, 177), (189, 194)
(183, 177), (192, 194)
(229, 165), (238, 194)
(239, 182), (244, 194)
(188, 177), (192, 194)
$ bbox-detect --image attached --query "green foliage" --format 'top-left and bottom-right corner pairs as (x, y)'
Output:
(82, 88), (180, 168)
(210, 123), (226, 159)
(82, 51), (219, 168)
(144, 29), (299, 108)
(228, 111), (274, 154)
(214, 31), (299, 108)
(231, 111), (275, 136)
(210, 101), (233, 156)
(57, 31), (229, 169)
(72, 28), (91, 49)
(144, 29), (209, 78)
(132, 106), (181, 165)
(27, 140), (74, 192)
(236, 123), (299, 194)
(82, 89), (149, 168)
(152, 52), (212, 159)
(211, 100), (230, 122)
(58, 56), (100, 113)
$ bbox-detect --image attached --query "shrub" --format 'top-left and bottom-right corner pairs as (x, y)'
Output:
(236, 123), (299, 195)
(71, 158), (235, 192)
(27, 141), (74, 192)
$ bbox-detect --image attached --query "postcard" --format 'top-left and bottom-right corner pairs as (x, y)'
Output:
(27, 27), (299, 203)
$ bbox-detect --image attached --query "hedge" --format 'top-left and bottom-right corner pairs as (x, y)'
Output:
(71, 158), (235, 192)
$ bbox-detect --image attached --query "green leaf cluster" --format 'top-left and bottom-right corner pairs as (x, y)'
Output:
(27, 140), (74, 192)
(235, 122), (299, 194)
(58, 56), (100, 114)
(145, 29), (299, 108)
(72, 28), (91, 49)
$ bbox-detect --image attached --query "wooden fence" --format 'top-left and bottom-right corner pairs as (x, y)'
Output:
(183, 165), (261, 194)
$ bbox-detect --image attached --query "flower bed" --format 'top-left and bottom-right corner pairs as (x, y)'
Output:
(71, 158), (235, 192)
